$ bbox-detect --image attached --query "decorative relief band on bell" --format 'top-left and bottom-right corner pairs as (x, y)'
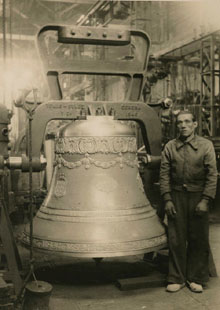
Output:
(55, 136), (137, 154)
(22, 233), (167, 253)
(56, 153), (139, 170)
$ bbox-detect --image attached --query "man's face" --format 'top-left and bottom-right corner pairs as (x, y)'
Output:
(177, 113), (198, 138)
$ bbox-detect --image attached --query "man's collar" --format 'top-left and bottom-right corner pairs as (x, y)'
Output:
(176, 134), (198, 150)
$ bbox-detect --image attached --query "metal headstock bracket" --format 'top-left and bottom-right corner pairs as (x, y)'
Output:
(30, 24), (161, 159)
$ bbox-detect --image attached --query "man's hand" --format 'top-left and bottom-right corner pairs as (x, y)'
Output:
(195, 199), (209, 215)
(138, 154), (151, 165)
(165, 200), (176, 218)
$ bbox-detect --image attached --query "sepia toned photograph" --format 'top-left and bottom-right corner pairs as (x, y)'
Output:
(0, 0), (219, 309)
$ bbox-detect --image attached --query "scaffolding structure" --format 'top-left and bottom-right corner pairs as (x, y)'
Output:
(155, 30), (220, 140)
(200, 33), (220, 137)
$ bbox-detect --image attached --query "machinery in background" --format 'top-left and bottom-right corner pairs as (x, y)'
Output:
(0, 104), (22, 298)
(0, 100), (47, 307)
(152, 31), (220, 149)
(147, 31), (220, 219)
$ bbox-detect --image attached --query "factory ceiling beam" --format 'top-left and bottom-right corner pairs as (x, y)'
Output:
(76, 1), (120, 26)
(0, 33), (35, 40)
(12, 7), (39, 29)
(36, 0), (55, 14)
(0, 0), (113, 37)
(59, 3), (79, 17)
(76, 0), (108, 25)
(76, 1), (130, 28)
(42, 0), (95, 3)
(154, 29), (220, 59)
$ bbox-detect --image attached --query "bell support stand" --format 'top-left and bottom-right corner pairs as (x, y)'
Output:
(20, 25), (167, 258)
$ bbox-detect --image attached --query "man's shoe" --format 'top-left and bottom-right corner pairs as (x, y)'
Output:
(166, 283), (185, 292)
(187, 281), (203, 293)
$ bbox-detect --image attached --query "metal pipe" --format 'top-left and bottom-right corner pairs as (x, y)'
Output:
(4, 156), (47, 171)
(2, 0), (6, 105)
(210, 35), (215, 136)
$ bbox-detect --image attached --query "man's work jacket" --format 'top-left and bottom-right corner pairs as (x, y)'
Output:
(160, 134), (218, 200)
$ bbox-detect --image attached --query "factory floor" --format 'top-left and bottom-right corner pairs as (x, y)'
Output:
(16, 209), (220, 310)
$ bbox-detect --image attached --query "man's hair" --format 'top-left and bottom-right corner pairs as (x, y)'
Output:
(176, 110), (196, 122)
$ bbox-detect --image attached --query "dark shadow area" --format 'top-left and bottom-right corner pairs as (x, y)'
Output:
(32, 254), (168, 287)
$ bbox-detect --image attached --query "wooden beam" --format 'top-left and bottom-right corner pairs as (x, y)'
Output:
(116, 273), (166, 291)
(0, 198), (22, 295)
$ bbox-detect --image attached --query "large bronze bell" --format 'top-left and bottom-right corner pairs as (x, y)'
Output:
(23, 116), (167, 257)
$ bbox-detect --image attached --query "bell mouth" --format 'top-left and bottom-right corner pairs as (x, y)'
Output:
(22, 200), (167, 258)
(22, 230), (167, 258)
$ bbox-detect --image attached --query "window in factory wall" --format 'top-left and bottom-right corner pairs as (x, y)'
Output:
(59, 73), (131, 102)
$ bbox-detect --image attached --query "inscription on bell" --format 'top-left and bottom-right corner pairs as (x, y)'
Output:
(56, 136), (137, 154)
(54, 173), (67, 198)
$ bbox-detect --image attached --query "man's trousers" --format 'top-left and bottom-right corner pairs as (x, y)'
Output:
(167, 190), (209, 285)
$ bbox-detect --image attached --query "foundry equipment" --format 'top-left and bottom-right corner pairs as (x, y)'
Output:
(0, 104), (23, 295)
(20, 25), (167, 258)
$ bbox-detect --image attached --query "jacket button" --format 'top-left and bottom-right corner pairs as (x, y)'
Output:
(182, 184), (188, 190)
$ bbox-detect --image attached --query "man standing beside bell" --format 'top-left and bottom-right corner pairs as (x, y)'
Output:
(160, 110), (217, 293)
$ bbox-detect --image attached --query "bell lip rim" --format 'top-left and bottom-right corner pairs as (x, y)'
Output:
(21, 242), (167, 258)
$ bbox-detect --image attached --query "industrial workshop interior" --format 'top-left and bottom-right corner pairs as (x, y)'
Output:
(1, 0), (220, 309)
